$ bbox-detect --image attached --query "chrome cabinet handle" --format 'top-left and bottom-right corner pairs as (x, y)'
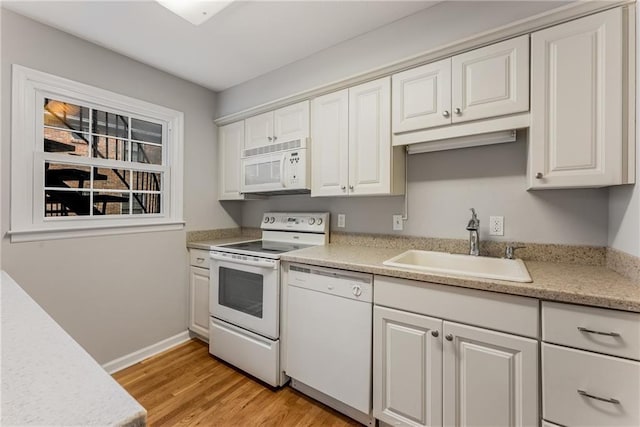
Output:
(196, 257), (205, 262)
(349, 185), (354, 190)
(431, 330), (439, 338)
(535, 172), (543, 179)
(273, 136), (278, 141)
(445, 334), (453, 341)
(341, 186), (346, 191)
(577, 389), (620, 405)
(454, 108), (462, 115)
(267, 136), (273, 141)
(577, 326), (620, 337)
(442, 110), (450, 118)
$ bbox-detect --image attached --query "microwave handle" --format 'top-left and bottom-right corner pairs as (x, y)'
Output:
(280, 153), (288, 188)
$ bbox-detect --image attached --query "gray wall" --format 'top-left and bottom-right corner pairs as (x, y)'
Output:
(223, 0), (619, 249)
(243, 136), (609, 246)
(607, 6), (640, 257)
(0, 10), (234, 364)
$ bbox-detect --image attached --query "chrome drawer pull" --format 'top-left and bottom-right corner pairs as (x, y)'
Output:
(577, 326), (621, 337)
(196, 257), (205, 262)
(577, 389), (620, 405)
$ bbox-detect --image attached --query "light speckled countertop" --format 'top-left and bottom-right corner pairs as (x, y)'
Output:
(187, 236), (261, 251)
(278, 244), (640, 313)
(1, 271), (146, 427)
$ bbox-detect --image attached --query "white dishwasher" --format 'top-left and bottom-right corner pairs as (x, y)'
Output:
(286, 264), (374, 426)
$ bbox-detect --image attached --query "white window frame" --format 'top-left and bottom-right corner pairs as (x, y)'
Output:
(10, 65), (184, 242)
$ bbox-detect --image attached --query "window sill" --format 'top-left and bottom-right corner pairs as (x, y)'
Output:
(8, 220), (185, 243)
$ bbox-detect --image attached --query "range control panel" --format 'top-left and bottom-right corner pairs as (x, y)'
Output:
(261, 212), (330, 233)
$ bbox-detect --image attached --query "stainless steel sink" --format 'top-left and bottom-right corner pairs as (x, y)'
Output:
(383, 250), (532, 283)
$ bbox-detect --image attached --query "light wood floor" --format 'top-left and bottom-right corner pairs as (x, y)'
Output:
(113, 339), (361, 426)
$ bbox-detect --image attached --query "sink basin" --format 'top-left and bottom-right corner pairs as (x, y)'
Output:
(383, 250), (532, 283)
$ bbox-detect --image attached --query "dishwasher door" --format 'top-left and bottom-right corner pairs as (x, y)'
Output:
(286, 264), (373, 415)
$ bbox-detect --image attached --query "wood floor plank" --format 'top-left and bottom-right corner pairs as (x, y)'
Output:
(113, 339), (361, 426)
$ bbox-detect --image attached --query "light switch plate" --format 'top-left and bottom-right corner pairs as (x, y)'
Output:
(393, 215), (403, 231)
(337, 214), (346, 228)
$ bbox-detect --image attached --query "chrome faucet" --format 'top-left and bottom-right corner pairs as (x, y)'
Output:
(466, 208), (480, 256)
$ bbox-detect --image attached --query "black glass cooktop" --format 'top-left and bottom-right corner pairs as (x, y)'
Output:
(217, 239), (312, 255)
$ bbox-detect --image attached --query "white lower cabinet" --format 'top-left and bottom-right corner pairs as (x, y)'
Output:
(188, 249), (210, 340)
(373, 276), (539, 427)
(541, 301), (640, 427)
(374, 306), (443, 427)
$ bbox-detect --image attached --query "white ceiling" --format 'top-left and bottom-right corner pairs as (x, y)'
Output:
(2, 1), (440, 92)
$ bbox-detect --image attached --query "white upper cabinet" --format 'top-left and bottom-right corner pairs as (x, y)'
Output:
(218, 121), (245, 200)
(311, 89), (349, 197)
(392, 35), (530, 141)
(311, 77), (404, 197)
(452, 35), (529, 123)
(529, 7), (634, 189)
(392, 58), (452, 133)
(245, 100), (309, 150)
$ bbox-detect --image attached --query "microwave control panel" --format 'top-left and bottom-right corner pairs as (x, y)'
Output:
(284, 150), (306, 188)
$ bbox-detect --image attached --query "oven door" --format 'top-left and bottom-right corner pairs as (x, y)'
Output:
(209, 251), (280, 339)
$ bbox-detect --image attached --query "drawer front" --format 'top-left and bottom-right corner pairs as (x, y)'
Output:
(543, 343), (640, 427)
(374, 276), (539, 338)
(543, 301), (640, 360)
(189, 249), (210, 269)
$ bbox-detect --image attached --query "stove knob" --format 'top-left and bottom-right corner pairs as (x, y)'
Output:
(263, 217), (269, 223)
(352, 285), (362, 297)
(316, 218), (323, 225)
(269, 216), (276, 224)
(308, 218), (315, 225)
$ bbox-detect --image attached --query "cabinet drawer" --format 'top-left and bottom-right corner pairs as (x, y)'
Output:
(542, 301), (640, 360)
(189, 249), (210, 269)
(374, 276), (539, 338)
(543, 343), (640, 427)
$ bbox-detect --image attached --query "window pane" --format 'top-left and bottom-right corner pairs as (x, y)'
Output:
(132, 171), (161, 192)
(131, 142), (162, 165)
(132, 193), (161, 214)
(44, 128), (89, 155)
(93, 110), (128, 138)
(131, 118), (162, 144)
(45, 190), (90, 217)
(44, 99), (89, 132)
(45, 162), (91, 189)
(93, 168), (130, 191)
(92, 136), (127, 161)
(93, 192), (129, 215)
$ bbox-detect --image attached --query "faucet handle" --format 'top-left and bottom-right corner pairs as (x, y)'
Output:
(505, 245), (526, 260)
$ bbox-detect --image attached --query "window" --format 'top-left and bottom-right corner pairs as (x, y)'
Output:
(10, 65), (184, 241)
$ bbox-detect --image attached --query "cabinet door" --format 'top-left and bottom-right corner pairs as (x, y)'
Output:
(273, 100), (309, 143)
(349, 76), (391, 195)
(218, 121), (244, 200)
(529, 8), (623, 188)
(392, 58), (452, 133)
(311, 90), (349, 197)
(451, 35), (529, 123)
(245, 111), (273, 149)
(373, 306), (442, 427)
(443, 321), (538, 427)
(189, 266), (210, 339)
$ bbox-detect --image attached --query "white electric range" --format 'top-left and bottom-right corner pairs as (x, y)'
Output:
(208, 212), (329, 387)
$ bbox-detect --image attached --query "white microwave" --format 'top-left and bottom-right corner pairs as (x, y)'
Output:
(240, 138), (310, 194)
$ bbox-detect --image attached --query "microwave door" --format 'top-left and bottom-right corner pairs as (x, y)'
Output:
(241, 154), (286, 193)
(280, 152), (288, 189)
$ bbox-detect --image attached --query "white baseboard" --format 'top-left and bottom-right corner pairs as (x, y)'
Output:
(103, 330), (191, 374)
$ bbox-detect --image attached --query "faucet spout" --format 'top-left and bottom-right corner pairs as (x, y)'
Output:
(466, 208), (480, 256)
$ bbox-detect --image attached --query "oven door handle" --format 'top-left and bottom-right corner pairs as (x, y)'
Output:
(210, 253), (278, 269)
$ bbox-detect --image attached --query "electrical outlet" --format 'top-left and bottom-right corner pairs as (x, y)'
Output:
(393, 215), (404, 231)
(337, 214), (346, 228)
(489, 216), (504, 236)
